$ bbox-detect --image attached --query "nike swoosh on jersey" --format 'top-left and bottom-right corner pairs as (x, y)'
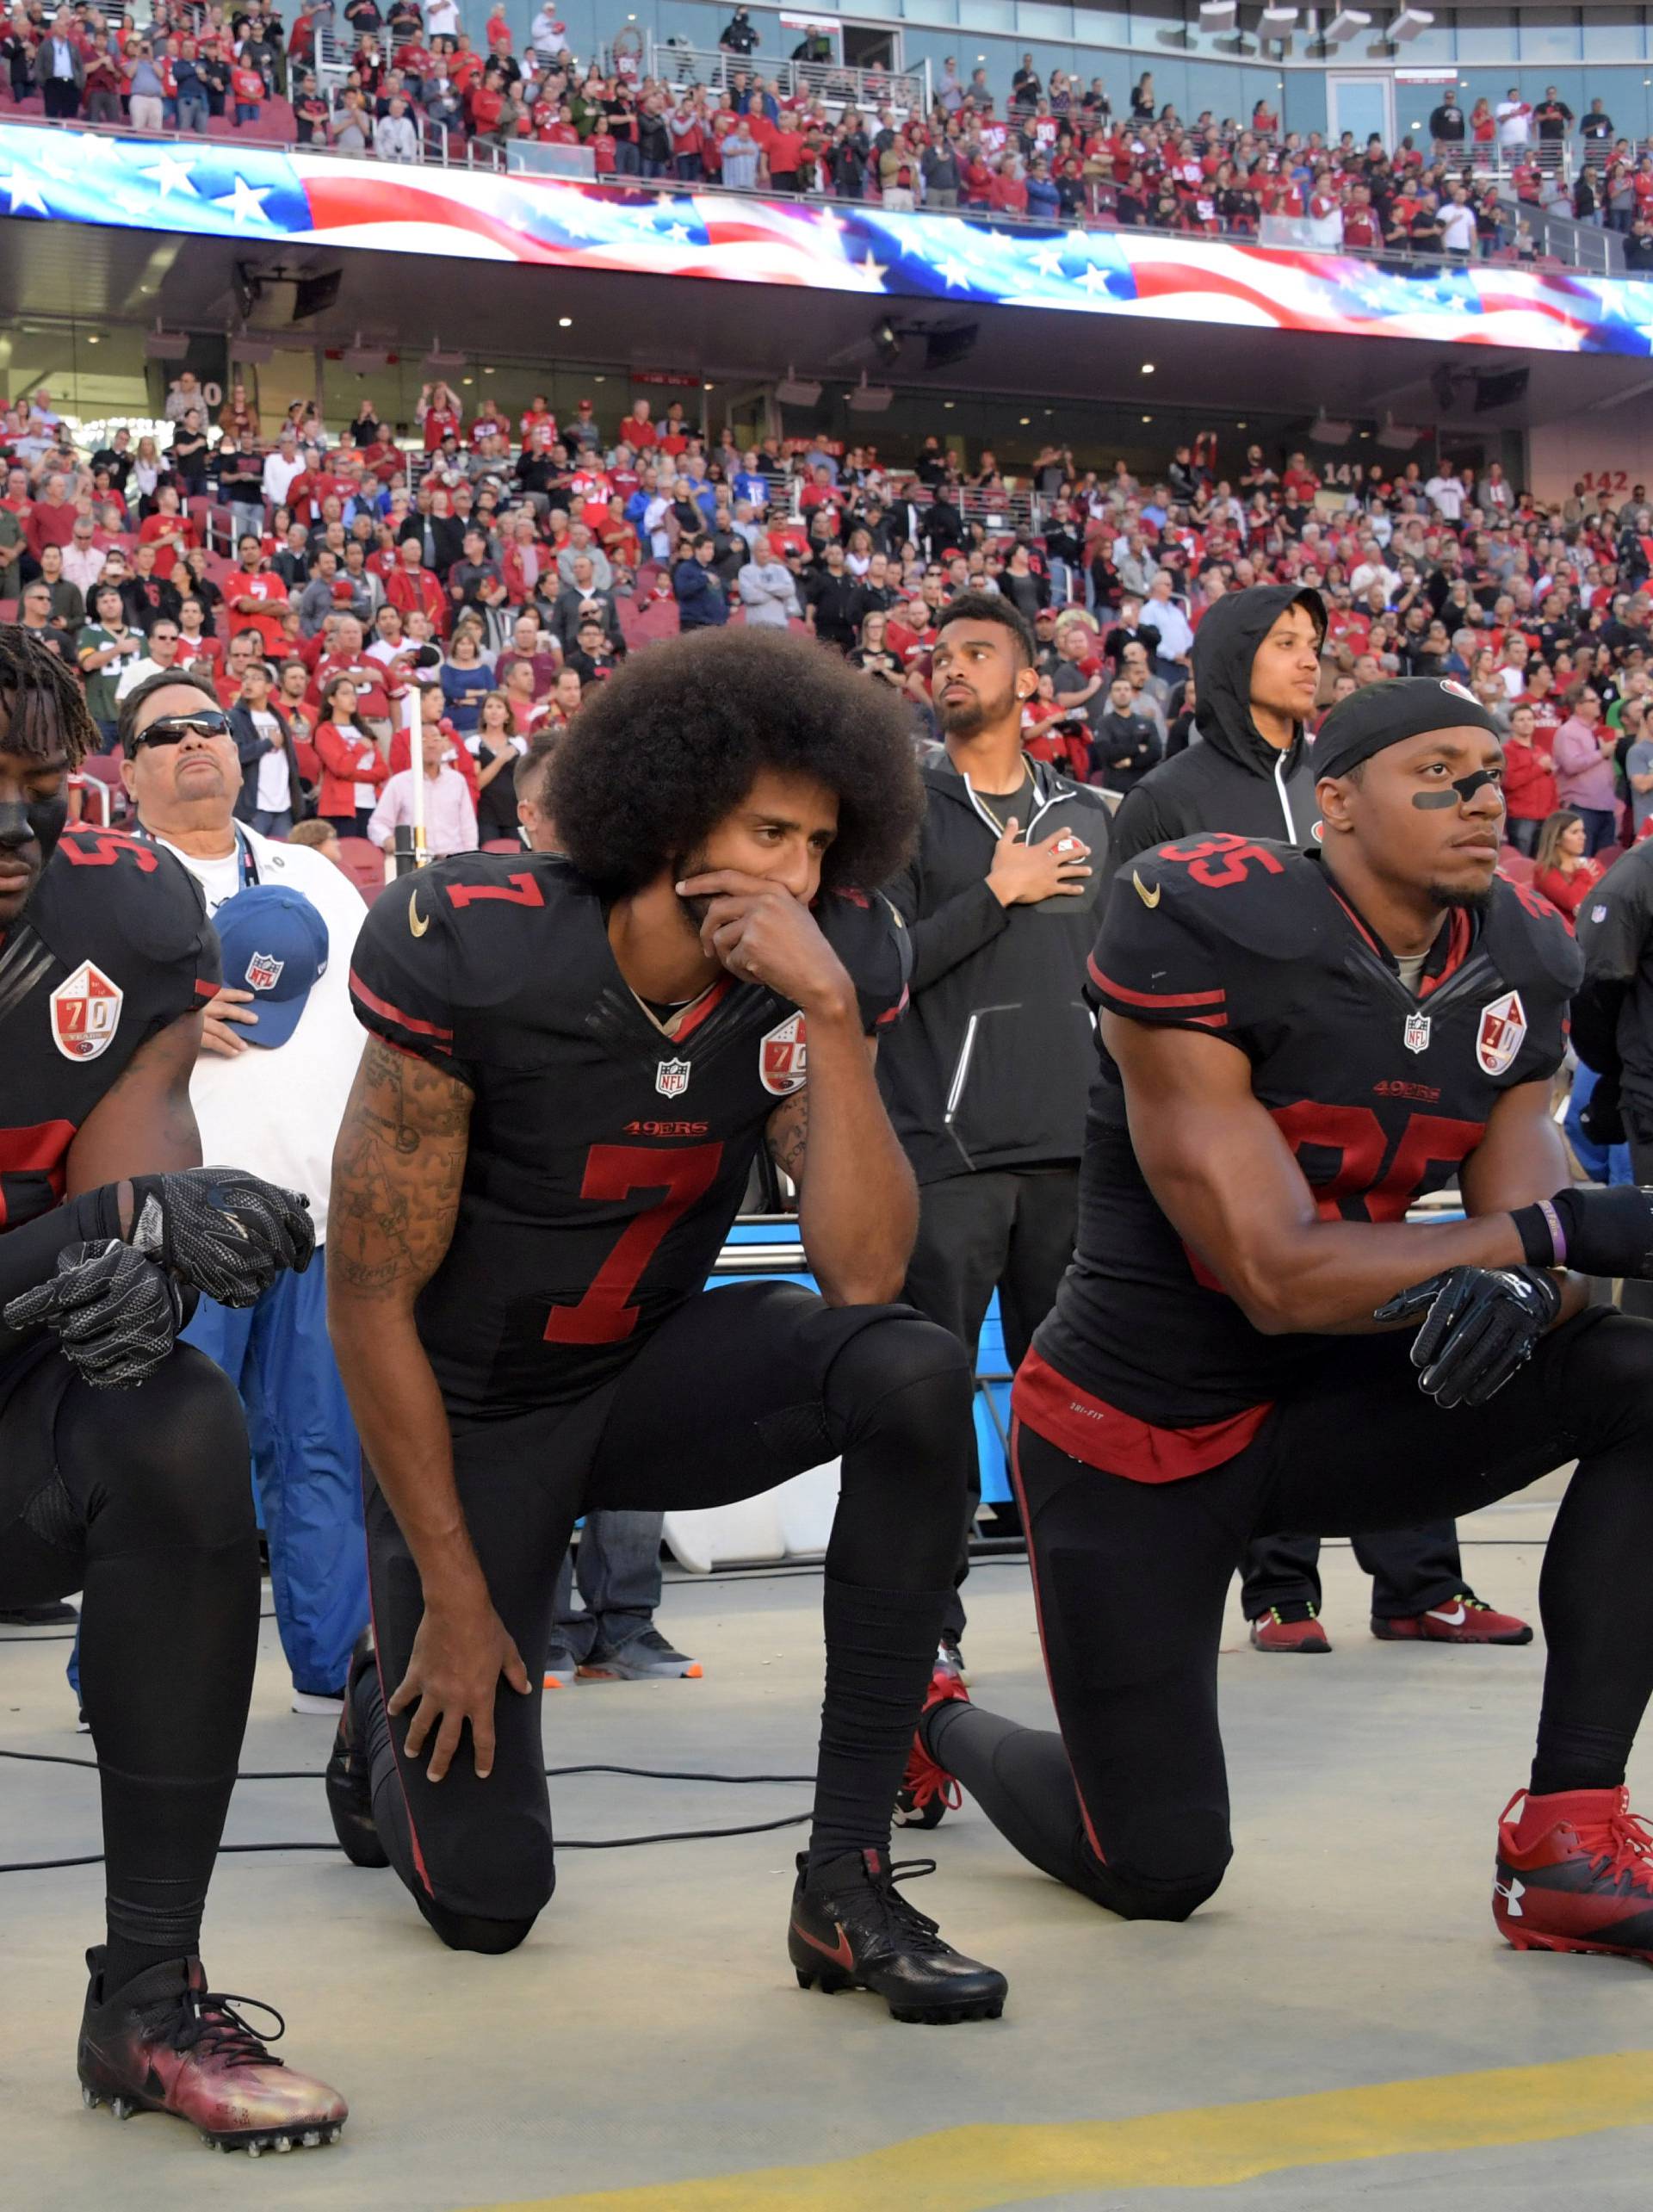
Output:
(791, 1919), (856, 1972)
(1133, 871), (1161, 908)
(408, 895), (429, 939)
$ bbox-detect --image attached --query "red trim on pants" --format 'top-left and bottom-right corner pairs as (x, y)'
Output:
(1006, 1416), (1107, 1868)
(1012, 1348), (1271, 1483)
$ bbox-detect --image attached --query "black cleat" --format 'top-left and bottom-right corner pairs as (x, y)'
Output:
(325, 1631), (389, 1870)
(788, 1848), (1006, 2024)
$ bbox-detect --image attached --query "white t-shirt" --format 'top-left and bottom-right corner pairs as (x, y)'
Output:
(1496, 98), (1530, 147)
(1426, 476), (1466, 521)
(1439, 201), (1477, 252)
(426, 0), (460, 32)
(251, 709), (290, 812)
(149, 825), (365, 1238)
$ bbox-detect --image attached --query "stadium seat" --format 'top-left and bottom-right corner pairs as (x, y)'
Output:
(335, 836), (389, 904)
(481, 837), (522, 853)
(77, 755), (128, 821)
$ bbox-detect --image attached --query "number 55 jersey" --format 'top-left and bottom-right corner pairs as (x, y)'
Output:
(1017, 833), (1582, 1478)
(347, 852), (909, 1418)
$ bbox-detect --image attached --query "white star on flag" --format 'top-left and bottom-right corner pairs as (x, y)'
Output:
(859, 250), (888, 283)
(936, 256), (971, 290)
(213, 174), (275, 227)
(0, 162), (49, 216)
(138, 152), (200, 201)
(1077, 263), (1113, 295)
(663, 222), (690, 245)
(1031, 241), (1065, 277)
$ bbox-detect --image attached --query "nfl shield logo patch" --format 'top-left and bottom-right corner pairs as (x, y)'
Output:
(760, 1012), (808, 1096)
(1476, 989), (1527, 1078)
(1403, 1012), (1431, 1056)
(1592, 904), (1609, 924)
(245, 951), (284, 992)
(49, 960), (122, 1063)
(655, 1057), (690, 1099)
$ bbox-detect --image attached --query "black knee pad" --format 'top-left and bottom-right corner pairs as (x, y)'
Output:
(416, 1893), (539, 1955)
(62, 1344), (252, 1549)
(1087, 1855), (1229, 1924)
(827, 1313), (974, 1450)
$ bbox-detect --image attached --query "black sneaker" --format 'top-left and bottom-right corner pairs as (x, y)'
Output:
(788, 1848), (1007, 2024)
(324, 1632), (389, 1870)
(0, 1598), (77, 1626)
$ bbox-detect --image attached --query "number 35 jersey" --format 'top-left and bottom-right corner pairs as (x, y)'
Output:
(347, 852), (910, 1417)
(1022, 833), (1581, 1466)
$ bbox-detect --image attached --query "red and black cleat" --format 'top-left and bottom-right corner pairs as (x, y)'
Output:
(1374, 1595), (1532, 1645)
(325, 1629), (390, 1869)
(895, 1668), (969, 1830)
(1248, 1605), (1332, 1655)
(1494, 1786), (1653, 1966)
(78, 1949), (348, 2154)
(788, 1847), (1006, 2023)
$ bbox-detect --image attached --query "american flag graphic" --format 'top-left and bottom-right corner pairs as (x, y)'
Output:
(3, 120), (1651, 356)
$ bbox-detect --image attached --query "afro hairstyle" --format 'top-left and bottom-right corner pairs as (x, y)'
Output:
(547, 626), (924, 896)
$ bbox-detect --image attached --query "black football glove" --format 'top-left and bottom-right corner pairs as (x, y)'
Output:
(3, 1240), (184, 1389)
(1578, 1072), (1626, 1152)
(127, 1168), (315, 1308)
(1512, 1183), (1653, 1280)
(1375, 1265), (1563, 1410)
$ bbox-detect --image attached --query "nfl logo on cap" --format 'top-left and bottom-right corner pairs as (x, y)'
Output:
(213, 883), (330, 1050)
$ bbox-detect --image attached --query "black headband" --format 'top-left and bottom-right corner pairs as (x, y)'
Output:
(1313, 677), (1505, 784)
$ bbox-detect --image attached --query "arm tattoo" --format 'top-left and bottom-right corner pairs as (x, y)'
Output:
(765, 1088), (809, 1188)
(328, 1038), (474, 1301)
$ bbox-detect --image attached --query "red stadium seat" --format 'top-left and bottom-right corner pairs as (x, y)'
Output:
(77, 754), (128, 821)
(482, 837), (523, 853)
(335, 836), (389, 904)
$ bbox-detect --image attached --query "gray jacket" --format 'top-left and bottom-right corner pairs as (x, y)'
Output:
(736, 560), (801, 627)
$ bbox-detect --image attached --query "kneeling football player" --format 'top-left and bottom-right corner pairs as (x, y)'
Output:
(325, 627), (1006, 2023)
(0, 629), (345, 2150)
(907, 677), (1653, 1967)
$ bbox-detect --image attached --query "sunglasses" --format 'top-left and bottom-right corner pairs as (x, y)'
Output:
(130, 707), (233, 753)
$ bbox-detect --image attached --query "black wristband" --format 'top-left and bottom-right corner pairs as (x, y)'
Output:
(1510, 1201), (1563, 1270)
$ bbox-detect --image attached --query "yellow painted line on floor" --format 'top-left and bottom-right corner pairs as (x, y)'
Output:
(470, 2050), (1653, 2212)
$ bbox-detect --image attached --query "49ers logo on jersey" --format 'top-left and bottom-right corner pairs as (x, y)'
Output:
(760, 1012), (808, 1096)
(1476, 989), (1527, 1078)
(50, 960), (123, 1063)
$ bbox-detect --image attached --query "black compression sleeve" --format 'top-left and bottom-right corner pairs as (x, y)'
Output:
(0, 1185), (126, 1362)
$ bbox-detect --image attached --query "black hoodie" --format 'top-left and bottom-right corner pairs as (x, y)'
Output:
(877, 752), (1111, 1183)
(1099, 583), (1326, 891)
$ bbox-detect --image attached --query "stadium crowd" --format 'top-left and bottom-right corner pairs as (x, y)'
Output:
(6, 371), (1652, 901)
(3, 0), (1653, 266)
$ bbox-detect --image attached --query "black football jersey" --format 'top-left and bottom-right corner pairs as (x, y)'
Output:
(1030, 833), (1582, 1435)
(0, 827), (218, 1237)
(348, 852), (910, 1417)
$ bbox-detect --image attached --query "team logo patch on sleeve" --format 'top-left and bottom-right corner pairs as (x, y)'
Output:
(245, 951), (284, 992)
(1476, 988), (1527, 1077)
(655, 1057), (691, 1099)
(760, 1011), (808, 1095)
(50, 960), (123, 1063)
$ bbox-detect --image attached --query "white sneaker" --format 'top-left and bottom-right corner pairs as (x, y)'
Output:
(291, 1688), (345, 1717)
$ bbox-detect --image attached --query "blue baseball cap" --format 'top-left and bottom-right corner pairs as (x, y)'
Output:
(214, 883), (329, 1050)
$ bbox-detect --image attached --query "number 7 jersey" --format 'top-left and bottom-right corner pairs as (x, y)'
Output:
(347, 852), (910, 1417)
(1024, 833), (1582, 1462)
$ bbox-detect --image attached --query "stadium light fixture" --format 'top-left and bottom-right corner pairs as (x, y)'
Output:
(343, 332), (389, 371)
(1259, 7), (1299, 35)
(1311, 413), (1354, 445)
(232, 338), (276, 364)
(424, 339), (467, 370)
(142, 323), (189, 361)
(1390, 7), (1433, 40)
(1198, 2), (1237, 29)
(1375, 417), (1423, 449)
(1324, 9), (1371, 44)
(776, 369), (823, 406)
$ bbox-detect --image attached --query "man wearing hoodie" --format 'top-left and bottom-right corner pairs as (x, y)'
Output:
(1102, 585), (1531, 1655)
(878, 592), (1111, 1693)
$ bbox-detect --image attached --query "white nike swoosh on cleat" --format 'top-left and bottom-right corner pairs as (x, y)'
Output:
(1427, 1604), (1467, 1626)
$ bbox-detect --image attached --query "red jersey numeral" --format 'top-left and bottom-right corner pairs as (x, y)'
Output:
(1270, 1102), (1483, 1223)
(447, 873), (544, 910)
(59, 831), (158, 872)
(542, 1141), (724, 1347)
(1156, 832), (1285, 890)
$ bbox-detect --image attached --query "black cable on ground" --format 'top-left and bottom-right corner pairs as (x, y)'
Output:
(0, 1746), (818, 1869)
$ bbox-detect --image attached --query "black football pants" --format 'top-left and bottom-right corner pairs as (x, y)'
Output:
(360, 1284), (972, 1953)
(0, 1346), (260, 1973)
(901, 1167), (1078, 1642)
(1239, 1521), (1466, 1622)
(926, 1310), (1653, 1922)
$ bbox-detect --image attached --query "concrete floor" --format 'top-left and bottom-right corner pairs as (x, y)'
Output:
(3, 1477), (1650, 2211)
